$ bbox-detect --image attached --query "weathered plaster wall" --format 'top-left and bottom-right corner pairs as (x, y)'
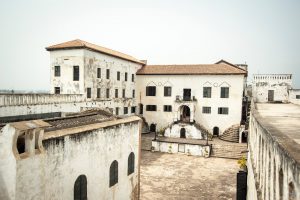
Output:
(164, 123), (203, 139)
(252, 74), (292, 103)
(136, 74), (245, 135)
(0, 120), (140, 200)
(247, 106), (300, 200)
(289, 89), (300, 105)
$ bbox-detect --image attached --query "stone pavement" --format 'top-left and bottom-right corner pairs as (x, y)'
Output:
(140, 151), (240, 200)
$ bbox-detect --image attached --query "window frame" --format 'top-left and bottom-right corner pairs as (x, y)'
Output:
(106, 69), (110, 79)
(73, 66), (80, 81)
(124, 107), (128, 114)
(106, 89), (110, 98)
(146, 86), (156, 96)
(146, 105), (157, 111)
(218, 107), (229, 115)
(97, 68), (101, 78)
(115, 89), (118, 98)
(54, 66), (60, 77)
(87, 88), (91, 98)
(164, 87), (172, 97)
(202, 106), (211, 114)
(117, 71), (120, 81)
(54, 87), (60, 94)
(97, 88), (101, 98)
(203, 87), (212, 98)
(163, 105), (172, 112)
(220, 87), (229, 98)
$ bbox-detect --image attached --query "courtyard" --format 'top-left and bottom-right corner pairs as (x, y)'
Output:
(140, 151), (240, 200)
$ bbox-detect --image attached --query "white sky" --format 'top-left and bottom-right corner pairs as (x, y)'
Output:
(0, 0), (299, 90)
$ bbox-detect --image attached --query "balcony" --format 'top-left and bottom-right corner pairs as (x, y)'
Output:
(175, 95), (197, 102)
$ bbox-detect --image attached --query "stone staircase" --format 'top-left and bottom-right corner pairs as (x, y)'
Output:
(211, 142), (247, 159)
(219, 124), (240, 143)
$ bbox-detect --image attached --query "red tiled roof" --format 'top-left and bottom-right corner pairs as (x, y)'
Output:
(136, 60), (247, 75)
(46, 39), (145, 65)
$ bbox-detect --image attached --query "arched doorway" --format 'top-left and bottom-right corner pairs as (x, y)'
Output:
(74, 175), (87, 200)
(213, 127), (219, 136)
(180, 128), (186, 138)
(150, 124), (156, 132)
(241, 132), (247, 143)
(180, 105), (190, 122)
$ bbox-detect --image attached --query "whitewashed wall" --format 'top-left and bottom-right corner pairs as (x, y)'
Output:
(136, 74), (245, 135)
(289, 89), (300, 105)
(252, 74), (292, 103)
(164, 123), (203, 139)
(0, 120), (140, 200)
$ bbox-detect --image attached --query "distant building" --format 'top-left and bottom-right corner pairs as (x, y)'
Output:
(0, 110), (141, 200)
(252, 74), (292, 103)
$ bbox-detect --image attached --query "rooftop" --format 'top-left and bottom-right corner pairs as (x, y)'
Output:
(136, 60), (247, 75)
(254, 103), (300, 162)
(46, 39), (145, 65)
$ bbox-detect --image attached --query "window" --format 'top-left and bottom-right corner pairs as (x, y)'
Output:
(106, 89), (110, 98)
(296, 95), (300, 99)
(220, 87), (229, 98)
(117, 71), (120, 81)
(125, 72), (128, 81)
(115, 89), (118, 98)
(54, 66), (60, 77)
(116, 107), (119, 115)
(163, 105), (172, 112)
(106, 69), (110, 79)
(203, 87), (211, 98)
(87, 88), (91, 98)
(109, 160), (118, 187)
(124, 107), (128, 114)
(218, 107), (229, 114)
(54, 87), (60, 94)
(73, 66), (79, 81)
(97, 68), (101, 78)
(164, 87), (172, 97)
(122, 89), (125, 98)
(74, 175), (87, 200)
(128, 152), (135, 175)
(146, 105), (157, 111)
(202, 106), (211, 114)
(131, 74), (134, 82)
(146, 86), (156, 96)
(97, 88), (101, 98)
(132, 90), (135, 98)
(131, 106), (136, 114)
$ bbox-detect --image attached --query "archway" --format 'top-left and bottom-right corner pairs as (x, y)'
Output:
(180, 128), (186, 138)
(150, 124), (156, 132)
(213, 127), (219, 136)
(241, 132), (247, 143)
(180, 105), (190, 122)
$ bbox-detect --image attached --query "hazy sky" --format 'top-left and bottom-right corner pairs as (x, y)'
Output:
(0, 0), (299, 90)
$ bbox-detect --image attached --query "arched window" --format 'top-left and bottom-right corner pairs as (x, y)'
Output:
(128, 152), (135, 175)
(74, 175), (87, 200)
(109, 160), (118, 187)
(289, 182), (296, 200)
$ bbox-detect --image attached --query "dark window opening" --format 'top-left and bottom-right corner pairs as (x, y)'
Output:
(164, 87), (172, 96)
(241, 132), (247, 143)
(146, 86), (156, 96)
(131, 106), (136, 114)
(97, 68), (101, 78)
(132, 90), (135, 98)
(279, 168), (283, 199)
(218, 107), (229, 114)
(289, 182), (296, 200)
(54, 87), (60, 94)
(180, 128), (186, 138)
(125, 72), (128, 81)
(122, 89), (126, 98)
(17, 134), (25, 154)
(203, 87), (211, 98)
(106, 89), (110, 98)
(124, 107), (128, 114)
(74, 175), (87, 200)
(106, 69), (110, 79)
(116, 107), (119, 115)
(87, 88), (91, 98)
(115, 89), (118, 98)
(146, 105), (157, 111)
(183, 89), (191, 101)
(220, 87), (229, 98)
(73, 66), (79, 81)
(296, 95), (300, 99)
(54, 66), (60, 77)
(97, 88), (101, 98)
(139, 104), (143, 114)
(128, 152), (135, 175)
(163, 105), (172, 112)
(131, 74), (134, 82)
(117, 71), (120, 81)
(150, 124), (156, 132)
(202, 106), (211, 114)
(109, 160), (118, 187)
(213, 127), (219, 136)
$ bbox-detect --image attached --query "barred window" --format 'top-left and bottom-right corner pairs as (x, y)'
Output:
(164, 87), (172, 96)
(220, 87), (229, 98)
(203, 87), (211, 98)
(202, 106), (211, 114)
(109, 160), (118, 187)
(218, 107), (229, 114)
(163, 105), (172, 112)
(54, 66), (60, 77)
(146, 86), (156, 96)
(146, 105), (157, 111)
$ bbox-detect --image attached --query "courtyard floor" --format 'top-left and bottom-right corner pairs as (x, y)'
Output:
(140, 150), (240, 200)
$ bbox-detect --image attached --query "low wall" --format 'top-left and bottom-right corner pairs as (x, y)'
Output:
(289, 89), (300, 105)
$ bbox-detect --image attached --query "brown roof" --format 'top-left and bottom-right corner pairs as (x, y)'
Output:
(46, 39), (145, 65)
(136, 60), (247, 75)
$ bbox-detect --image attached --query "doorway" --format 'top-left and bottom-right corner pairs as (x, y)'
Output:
(268, 90), (274, 102)
(213, 127), (219, 136)
(183, 89), (191, 101)
(180, 105), (190, 122)
(150, 123), (156, 132)
(241, 132), (247, 143)
(180, 128), (186, 138)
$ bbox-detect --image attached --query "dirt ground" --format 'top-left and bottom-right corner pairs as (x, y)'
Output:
(140, 151), (240, 200)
